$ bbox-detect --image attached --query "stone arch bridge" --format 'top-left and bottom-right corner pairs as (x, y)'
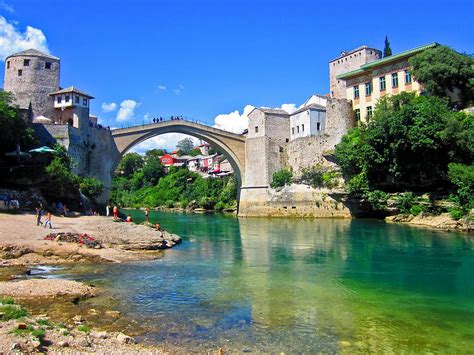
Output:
(111, 120), (246, 184)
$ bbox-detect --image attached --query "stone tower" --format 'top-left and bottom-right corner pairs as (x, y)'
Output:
(329, 46), (381, 99)
(3, 48), (60, 120)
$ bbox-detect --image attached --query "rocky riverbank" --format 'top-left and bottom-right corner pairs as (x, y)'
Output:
(0, 212), (182, 352)
(386, 212), (472, 232)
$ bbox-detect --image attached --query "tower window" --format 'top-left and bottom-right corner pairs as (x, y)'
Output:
(18, 69), (22, 76)
(255, 126), (258, 133)
(292, 127), (294, 135)
(65, 95), (70, 102)
(45, 62), (52, 70)
(302, 124), (304, 132)
(75, 96), (79, 104)
(392, 73), (399, 88)
(297, 126), (299, 133)
(83, 98), (88, 106)
(23, 59), (30, 66)
(57, 96), (62, 103)
(355, 109), (361, 120)
(365, 81), (372, 96)
(7, 61), (10, 69)
(317, 122), (321, 131)
(353, 85), (359, 99)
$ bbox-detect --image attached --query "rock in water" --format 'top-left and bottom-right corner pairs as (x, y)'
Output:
(116, 332), (135, 344)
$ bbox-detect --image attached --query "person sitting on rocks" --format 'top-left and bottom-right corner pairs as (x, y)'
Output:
(155, 223), (161, 231)
(126, 215), (133, 223)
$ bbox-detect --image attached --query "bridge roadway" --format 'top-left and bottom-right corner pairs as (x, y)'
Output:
(111, 120), (246, 183)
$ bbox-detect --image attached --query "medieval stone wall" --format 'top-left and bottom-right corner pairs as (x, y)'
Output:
(286, 98), (353, 176)
(4, 54), (60, 120)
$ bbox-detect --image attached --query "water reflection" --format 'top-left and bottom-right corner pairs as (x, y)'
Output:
(61, 211), (474, 352)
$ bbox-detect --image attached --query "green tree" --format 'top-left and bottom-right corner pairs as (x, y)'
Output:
(142, 156), (164, 185)
(335, 92), (474, 192)
(0, 91), (37, 155)
(189, 148), (202, 157)
(79, 177), (104, 199)
(145, 149), (166, 160)
(447, 163), (474, 218)
(176, 138), (194, 155)
(270, 169), (293, 188)
(115, 152), (144, 177)
(383, 36), (392, 57)
(45, 144), (80, 192)
(409, 46), (474, 107)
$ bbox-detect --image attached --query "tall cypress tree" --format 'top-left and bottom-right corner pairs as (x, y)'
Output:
(383, 36), (392, 57)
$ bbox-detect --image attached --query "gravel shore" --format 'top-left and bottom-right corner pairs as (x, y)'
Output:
(0, 212), (182, 353)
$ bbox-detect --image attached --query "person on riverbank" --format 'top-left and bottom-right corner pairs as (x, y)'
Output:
(35, 205), (43, 226)
(145, 208), (149, 222)
(155, 223), (161, 231)
(113, 206), (118, 221)
(126, 215), (133, 223)
(44, 211), (53, 229)
(106, 204), (110, 217)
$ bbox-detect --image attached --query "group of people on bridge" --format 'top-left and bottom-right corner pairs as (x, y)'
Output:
(152, 115), (184, 123)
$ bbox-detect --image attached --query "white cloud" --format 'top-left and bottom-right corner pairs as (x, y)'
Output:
(173, 84), (184, 95)
(144, 112), (150, 120)
(0, 1), (14, 13)
(212, 103), (297, 133)
(101, 102), (117, 112)
(0, 16), (49, 61)
(116, 99), (140, 122)
(130, 133), (200, 154)
(213, 104), (254, 133)
(158, 85), (167, 91)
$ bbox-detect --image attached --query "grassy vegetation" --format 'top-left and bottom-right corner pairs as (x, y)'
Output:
(0, 298), (28, 321)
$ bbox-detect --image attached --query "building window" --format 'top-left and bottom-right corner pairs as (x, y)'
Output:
(83, 98), (88, 106)
(297, 126), (300, 133)
(45, 62), (52, 70)
(57, 96), (62, 103)
(405, 70), (412, 84)
(7, 61), (10, 69)
(366, 106), (373, 120)
(353, 85), (359, 99)
(365, 81), (372, 96)
(317, 122), (321, 131)
(302, 124), (304, 132)
(292, 127), (294, 135)
(355, 109), (361, 120)
(255, 126), (258, 133)
(18, 69), (22, 76)
(392, 73), (399, 88)
(23, 59), (30, 66)
(65, 95), (70, 102)
(379, 76), (386, 91)
(75, 96), (79, 104)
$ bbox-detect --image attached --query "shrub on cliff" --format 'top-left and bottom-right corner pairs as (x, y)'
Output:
(300, 165), (339, 189)
(79, 177), (104, 200)
(448, 163), (474, 219)
(0, 91), (37, 156)
(271, 169), (293, 188)
(335, 92), (473, 193)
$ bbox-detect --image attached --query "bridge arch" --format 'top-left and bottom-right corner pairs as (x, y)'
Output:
(111, 121), (246, 186)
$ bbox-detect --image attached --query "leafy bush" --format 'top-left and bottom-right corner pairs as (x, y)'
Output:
(397, 192), (417, 214)
(79, 177), (104, 199)
(448, 163), (474, 218)
(300, 166), (324, 188)
(410, 205), (423, 216)
(365, 190), (389, 211)
(271, 169), (293, 188)
(449, 207), (465, 220)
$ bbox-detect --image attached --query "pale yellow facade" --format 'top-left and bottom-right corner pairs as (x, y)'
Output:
(344, 60), (423, 122)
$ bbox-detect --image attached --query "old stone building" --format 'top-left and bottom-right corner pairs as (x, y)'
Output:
(331, 43), (438, 121)
(329, 46), (381, 99)
(4, 49), (60, 120)
(3, 48), (95, 129)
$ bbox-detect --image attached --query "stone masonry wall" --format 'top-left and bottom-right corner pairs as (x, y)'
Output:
(287, 98), (353, 176)
(4, 55), (60, 120)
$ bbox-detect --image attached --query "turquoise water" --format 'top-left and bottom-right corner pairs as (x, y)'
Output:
(64, 211), (474, 352)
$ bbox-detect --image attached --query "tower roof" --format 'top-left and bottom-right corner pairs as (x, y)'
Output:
(48, 86), (94, 99)
(6, 48), (59, 61)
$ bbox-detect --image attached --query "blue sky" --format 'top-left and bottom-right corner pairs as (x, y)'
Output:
(0, 0), (473, 151)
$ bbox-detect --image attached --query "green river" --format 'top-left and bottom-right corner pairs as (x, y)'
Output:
(52, 210), (474, 352)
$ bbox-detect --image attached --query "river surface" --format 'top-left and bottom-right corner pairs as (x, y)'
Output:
(54, 211), (474, 352)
